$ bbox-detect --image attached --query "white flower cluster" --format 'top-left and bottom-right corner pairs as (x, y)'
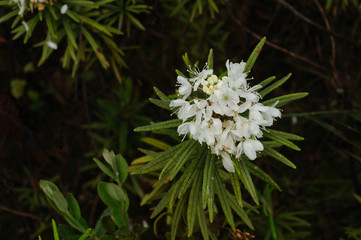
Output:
(170, 60), (281, 172)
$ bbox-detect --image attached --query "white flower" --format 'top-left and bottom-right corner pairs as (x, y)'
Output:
(61, 4), (68, 14)
(220, 152), (235, 172)
(188, 65), (213, 91)
(169, 99), (196, 121)
(46, 40), (58, 50)
(15, 0), (25, 16)
(226, 60), (248, 90)
(176, 76), (192, 99)
(171, 59), (282, 172)
(243, 139), (264, 160)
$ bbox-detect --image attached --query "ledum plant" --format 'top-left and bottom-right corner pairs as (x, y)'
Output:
(131, 37), (308, 239)
(0, 0), (150, 81)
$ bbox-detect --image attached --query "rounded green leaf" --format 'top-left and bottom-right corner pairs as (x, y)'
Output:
(97, 182), (126, 208)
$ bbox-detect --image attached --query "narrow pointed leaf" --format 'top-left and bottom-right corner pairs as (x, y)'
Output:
(149, 98), (172, 110)
(52, 219), (60, 240)
(79, 228), (92, 240)
(0, 9), (18, 24)
(134, 119), (182, 132)
(244, 37), (266, 73)
(159, 140), (196, 179)
(63, 19), (78, 49)
(215, 171), (235, 230)
(229, 172), (243, 207)
(259, 73), (292, 97)
(131, 142), (185, 174)
(202, 150), (215, 208)
(263, 132), (301, 151)
(197, 197), (209, 240)
(154, 87), (171, 102)
(178, 146), (206, 198)
(150, 184), (174, 218)
(246, 160), (281, 191)
(171, 196), (187, 240)
(263, 147), (296, 169)
(187, 171), (202, 237)
(259, 76), (276, 88)
(268, 129), (304, 141)
(262, 92), (309, 107)
(159, 140), (193, 180)
(141, 137), (171, 150)
(237, 158), (259, 205)
(226, 191), (254, 230)
(207, 49), (214, 69)
(169, 141), (198, 180)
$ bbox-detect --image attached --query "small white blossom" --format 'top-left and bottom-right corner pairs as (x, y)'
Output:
(169, 59), (282, 172)
(22, 20), (29, 31)
(243, 139), (264, 160)
(61, 4), (68, 14)
(46, 40), (58, 50)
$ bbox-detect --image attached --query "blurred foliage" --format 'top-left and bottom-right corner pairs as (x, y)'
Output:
(1, 0), (361, 239)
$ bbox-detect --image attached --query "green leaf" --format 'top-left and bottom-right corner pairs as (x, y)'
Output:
(52, 219), (60, 240)
(149, 98), (172, 110)
(171, 195), (187, 240)
(40, 180), (68, 213)
(63, 19), (78, 49)
(202, 150), (215, 209)
(79, 228), (92, 240)
(134, 119), (182, 132)
(197, 198), (209, 240)
(80, 26), (110, 69)
(267, 129), (304, 141)
(259, 76), (276, 88)
(159, 140), (195, 180)
(263, 147), (296, 169)
(115, 154), (128, 184)
(97, 182), (126, 209)
(23, 16), (39, 43)
(79, 15), (112, 36)
(177, 146), (206, 198)
(131, 142), (185, 174)
(65, 10), (80, 23)
(246, 160), (281, 191)
(259, 73), (292, 97)
(226, 191), (254, 230)
(187, 171), (202, 237)
(244, 37), (266, 73)
(44, 10), (57, 38)
(263, 131), (301, 151)
(126, 12), (146, 30)
(102, 149), (116, 171)
(207, 49), (214, 69)
(141, 180), (168, 206)
(169, 141), (198, 180)
(0, 9), (18, 24)
(151, 183), (175, 218)
(153, 87), (171, 102)
(93, 157), (116, 180)
(262, 92), (309, 107)
(229, 172), (243, 207)
(236, 158), (259, 205)
(141, 137), (171, 150)
(215, 171), (235, 230)
(67, 193), (81, 220)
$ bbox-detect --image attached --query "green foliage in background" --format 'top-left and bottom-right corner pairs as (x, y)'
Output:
(0, 0), (150, 81)
(39, 149), (148, 240)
